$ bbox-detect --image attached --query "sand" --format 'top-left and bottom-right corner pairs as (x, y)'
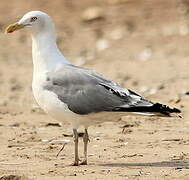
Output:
(0, 0), (189, 179)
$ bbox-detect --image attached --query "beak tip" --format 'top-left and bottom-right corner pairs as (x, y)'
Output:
(4, 26), (14, 34)
(4, 30), (10, 34)
(4, 22), (23, 34)
(5, 30), (13, 34)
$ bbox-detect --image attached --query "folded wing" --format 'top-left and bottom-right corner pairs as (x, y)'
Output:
(44, 64), (180, 116)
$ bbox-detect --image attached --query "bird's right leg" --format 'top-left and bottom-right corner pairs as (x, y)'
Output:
(80, 128), (89, 165)
(72, 128), (79, 166)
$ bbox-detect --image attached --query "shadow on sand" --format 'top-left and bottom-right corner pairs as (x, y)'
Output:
(100, 161), (189, 168)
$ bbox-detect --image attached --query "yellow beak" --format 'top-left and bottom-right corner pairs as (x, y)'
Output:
(5, 22), (25, 33)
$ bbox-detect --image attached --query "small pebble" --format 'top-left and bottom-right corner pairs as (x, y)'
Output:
(96, 39), (109, 51)
(138, 48), (152, 61)
(82, 7), (104, 22)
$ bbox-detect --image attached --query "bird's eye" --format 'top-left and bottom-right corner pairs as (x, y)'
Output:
(30, 17), (38, 22)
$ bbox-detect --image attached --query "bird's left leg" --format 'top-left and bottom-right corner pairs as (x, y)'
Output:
(80, 128), (90, 165)
(72, 128), (79, 166)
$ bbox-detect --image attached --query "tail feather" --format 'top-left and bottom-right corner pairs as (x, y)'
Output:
(112, 103), (181, 117)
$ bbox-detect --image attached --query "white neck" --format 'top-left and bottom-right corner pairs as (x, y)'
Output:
(31, 28), (69, 75)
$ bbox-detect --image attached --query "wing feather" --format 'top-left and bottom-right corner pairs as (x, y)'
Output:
(44, 64), (153, 115)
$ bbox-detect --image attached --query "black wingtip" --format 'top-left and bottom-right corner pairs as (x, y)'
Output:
(153, 103), (181, 114)
(172, 107), (181, 113)
(111, 102), (181, 117)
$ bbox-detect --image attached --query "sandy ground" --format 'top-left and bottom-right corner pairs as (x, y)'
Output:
(0, 0), (189, 179)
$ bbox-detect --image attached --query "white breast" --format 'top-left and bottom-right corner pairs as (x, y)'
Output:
(32, 73), (77, 122)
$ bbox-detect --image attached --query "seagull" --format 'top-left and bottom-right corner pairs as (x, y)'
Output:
(5, 11), (181, 166)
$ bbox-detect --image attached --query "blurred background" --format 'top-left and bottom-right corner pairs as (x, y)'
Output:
(0, 0), (189, 110)
(0, 1), (189, 179)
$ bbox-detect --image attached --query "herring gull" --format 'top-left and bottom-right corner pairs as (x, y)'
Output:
(5, 11), (181, 166)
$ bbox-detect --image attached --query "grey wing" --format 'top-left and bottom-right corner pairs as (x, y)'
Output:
(44, 64), (153, 115)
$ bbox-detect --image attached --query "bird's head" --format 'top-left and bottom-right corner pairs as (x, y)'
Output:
(5, 11), (52, 34)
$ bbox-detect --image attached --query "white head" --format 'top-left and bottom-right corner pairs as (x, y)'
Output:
(5, 10), (70, 67)
(5, 11), (54, 34)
